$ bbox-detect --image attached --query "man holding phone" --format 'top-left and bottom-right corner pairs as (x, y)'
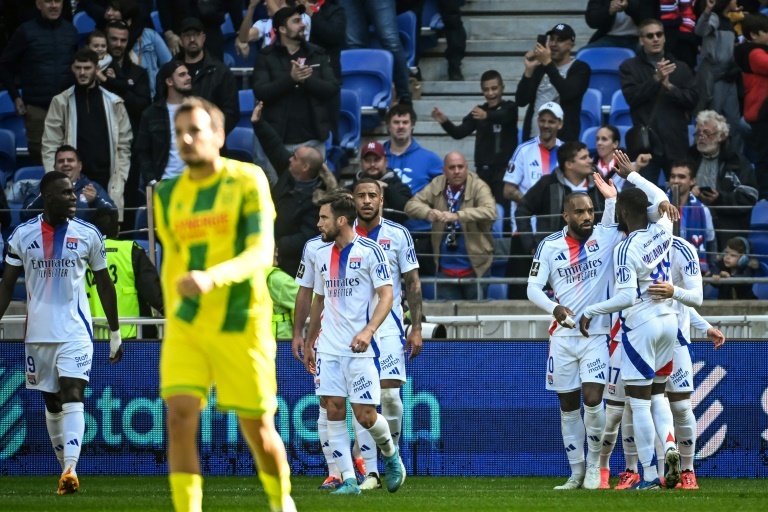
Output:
(516, 23), (591, 142)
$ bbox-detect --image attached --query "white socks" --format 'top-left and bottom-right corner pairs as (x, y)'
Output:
(583, 404), (605, 465)
(381, 388), (403, 448)
(628, 397), (657, 481)
(353, 415), (378, 475)
(45, 409), (65, 471)
(670, 399), (696, 470)
(317, 407), (341, 479)
(599, 404), (624, 470)
(651, 394), (676, 452)
(327, 420), (355, 482)
(560, 409), (585, 477)
(622, 403), (638, 472)
(61, 402), (85, 474)
(366, 414), (396, 457)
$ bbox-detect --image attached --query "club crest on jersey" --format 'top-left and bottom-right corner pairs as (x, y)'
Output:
(616, 266), (631, 284)
(379, 239), (391, 250)
(376, 263), (391, 280)
(66, 237), (78, 250)
(27, 374), (36, 385)
(586, 240), (599, 252)
(349, 257), (362, 269)
(684, 260), (699, 277)
(406, 247), (417, 264)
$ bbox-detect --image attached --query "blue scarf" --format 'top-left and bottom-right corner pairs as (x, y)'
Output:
(670, 191), (709, 272)
(444, 184), (464, 231)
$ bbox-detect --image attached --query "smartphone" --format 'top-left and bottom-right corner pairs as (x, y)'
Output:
(537, 34), (548, 47)
(699, 186), (714, 193)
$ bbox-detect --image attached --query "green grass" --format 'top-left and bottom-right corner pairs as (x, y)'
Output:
(1, 476), (766, 511)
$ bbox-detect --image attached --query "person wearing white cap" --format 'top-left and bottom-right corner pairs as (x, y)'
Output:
(516, 23), (591, 142)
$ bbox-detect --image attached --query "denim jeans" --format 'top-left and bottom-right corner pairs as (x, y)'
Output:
(340, 0), (411, 99)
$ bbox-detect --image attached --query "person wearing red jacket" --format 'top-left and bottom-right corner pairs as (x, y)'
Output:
(735, 13), (768, 198)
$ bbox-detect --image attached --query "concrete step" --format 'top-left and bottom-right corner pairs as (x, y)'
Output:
(420, 55), (524, 82)
(413, 96), (482, 118)
(425, 38), (586, 57)
(462, 0), (586, 14)
(463, 15), (590, 42)
(419, 80), (504, 96)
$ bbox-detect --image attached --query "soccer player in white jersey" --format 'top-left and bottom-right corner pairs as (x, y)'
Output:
(646, 236), (725, 489)
(351, 178), (423, 490)
(527, 188), (621, 489)
(304, 193), (405, 495)
(580, 164), (682, 490)
(0, 171), (122, 494)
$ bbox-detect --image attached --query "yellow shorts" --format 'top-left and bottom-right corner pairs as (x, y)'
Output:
(160, 318), (277, 419)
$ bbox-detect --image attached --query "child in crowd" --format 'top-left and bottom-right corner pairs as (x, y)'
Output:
(86, 30), (112, 82)
(709, 236), (759, 299)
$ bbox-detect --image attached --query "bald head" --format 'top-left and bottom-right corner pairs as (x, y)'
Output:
(288, 145), (324, 180)
(302, 146), (324, 175)
(443, 151), (468, 188)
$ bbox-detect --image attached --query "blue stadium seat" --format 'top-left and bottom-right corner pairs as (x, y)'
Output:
(339, 89), (361, 150)
(575, 47), (635, 108)
(0, 90), (28, 151)
(134, 239), (162, 272)
(608, 90), (632, 127)
(341, 50), (394, 130)
(223, 52), (235, 67)
(616, 124), (631, 146)
(134, 208), (149, 240)
(74, 12), (96, 36)
(580, 126), (600, 156)
(0, 129), (16, 184)
(14, 166), (44, 183)
(751, 200), (768, 227)
(422, 282), (435, 300)
(754, 261), (768, 300)
(225, 127), (255, 163)
(222, 13), (256, 67)
(688, 125), (696, 146)
(580, 88), (602, 133)
(487, 283), (508, 300)
(238, 89), (255, 128)
(370, 12), (417, 68)
(151, 10), (162, 33)
(8, 200), (23, 230)
(749, 229), (768, 265)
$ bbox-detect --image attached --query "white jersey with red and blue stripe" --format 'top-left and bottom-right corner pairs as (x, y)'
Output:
(354, 218), (419, 340)
(295, 235), (325, 289)
(503, 136), (562, 232)
(613, 215), (677, 330)
(5, 215), (107, 343)
(670, 236), (702, 346)
(529, 223), (624, 337)
(313, 235), (392, 358)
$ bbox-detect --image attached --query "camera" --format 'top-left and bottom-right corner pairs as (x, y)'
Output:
(445, 228), (459, 252)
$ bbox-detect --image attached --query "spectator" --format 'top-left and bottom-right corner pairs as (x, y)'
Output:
(251, 101), (337, 277)
(22, 144), (117, 223)
(0, 178), (12, 238)
(134, 61), (193, 185)
(1, 0), (73, 44)
(503, 102), (564, 233)
(252, 6), (338, 156)
(237, 0), (313, 56)
(710, 236), (759, 299)
(0, 0), (78, 164)
(87, 30), (112, 78)
(667, 159), (718, 273)
(340, 0), (412, 103)
(102, 20), (151, 133)
(158, 0), (243, 60)
(42, 49), (132, 220)
(404, 151), (497, 300)
(585, 0), (660, 50)
(619, 18), (698, 181)
(516, 23), (591, 142)
(432, 69), (518, 220)
(351, 141), (412, 224)
(267, 248), (300, 339)
(593, 125), (629, 192)
(85, 208), (164, 339)
(735, 13), (768, 199)
(661, 0), (699, 70)
(695, 0), (745, 153)
(178, 17), (239, 135)
(515, 140), (605, 254)
(688, 110), (759, 248)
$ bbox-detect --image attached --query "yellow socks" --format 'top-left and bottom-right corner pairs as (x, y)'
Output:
(169, 472), (202, 512)
(258, 468), (291, 509)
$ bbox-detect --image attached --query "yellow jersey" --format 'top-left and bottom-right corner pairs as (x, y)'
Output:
(153, 158), (275, 335)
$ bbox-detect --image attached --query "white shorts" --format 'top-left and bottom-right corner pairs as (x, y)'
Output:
(546, 334), (609, 392)
(378, 335), (406, 382)
(24, 341), (93, 393)
(603, 339), (626, 401)
(666, 339), (694, 393)
(620, 314), (677, 383)
(315, 353), (381, 404)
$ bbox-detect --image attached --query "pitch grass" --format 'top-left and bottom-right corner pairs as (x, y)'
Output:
(1, 476), (766, 512)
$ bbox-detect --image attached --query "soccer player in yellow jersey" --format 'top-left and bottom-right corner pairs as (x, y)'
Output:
(153, 97), (294, 512)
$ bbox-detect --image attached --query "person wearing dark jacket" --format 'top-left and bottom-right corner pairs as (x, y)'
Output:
(251, 101), (337, 277)
(619, 18), (698, 182)
(252, 6), (339, 154)
(157, 0), (243, 60)
(179, 17), (239, 134)
(584, 0), (660, 49)
(351, 141), (412, 225)
(516, 141), (606, 255)
(0, 1), (77, 163)
(687, 110), (759, 249)
(516, 24), (591, 143)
